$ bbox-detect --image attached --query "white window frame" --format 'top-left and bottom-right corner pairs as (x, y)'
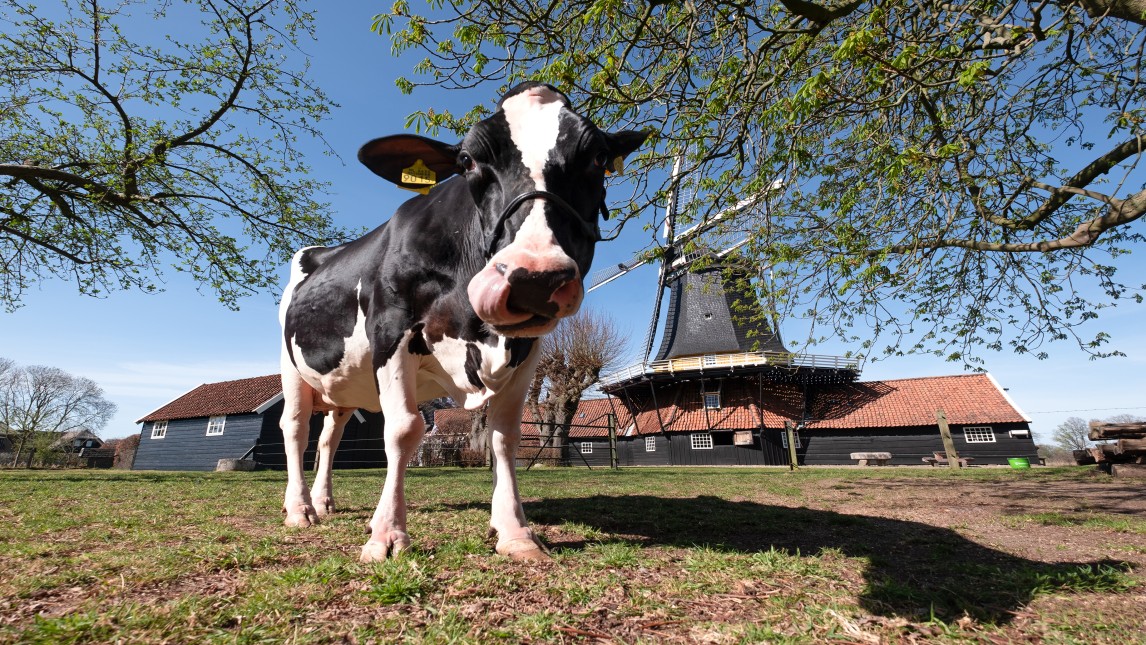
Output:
(963, 426), (996, 443)
(781, 430), (802, 449)
(579, 442), (593, 454)
(151, 420), (168, 439)
(691, 433), (714, 450)
(645, 436), (656, 452)
(702, 354), (718, 367)
(206, 415), (226, 436)
(703, 392), (721, 409)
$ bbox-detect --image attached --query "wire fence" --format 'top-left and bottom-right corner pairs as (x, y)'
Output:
(248, 419), (619, 470)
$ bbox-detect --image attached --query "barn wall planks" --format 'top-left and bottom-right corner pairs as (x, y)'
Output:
(585, 424), (1038, 467)
(800, 424), (1038, 466)
(134, 415), (262, 471)
(133, 402), (386, 472)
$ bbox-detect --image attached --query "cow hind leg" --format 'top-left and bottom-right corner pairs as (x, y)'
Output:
(281, 368), (319, 528)
(310, 409), (352, 518)
(360, 405), (424, 562)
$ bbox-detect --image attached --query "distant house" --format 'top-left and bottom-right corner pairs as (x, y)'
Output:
(133, 375), (385, 471)
(516, 373), (1038, 467)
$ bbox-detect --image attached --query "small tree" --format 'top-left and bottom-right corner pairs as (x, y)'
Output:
(0, 359), (116, 467)
(526, 309), (625, 452)
(1051, 416), (1092, 452)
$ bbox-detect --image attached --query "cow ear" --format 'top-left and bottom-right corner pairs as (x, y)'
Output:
(603, 129), (650, 175)
(358, 135), (461, 194)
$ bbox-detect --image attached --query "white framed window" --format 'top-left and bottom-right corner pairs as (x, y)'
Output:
(151, 420), (168, 439)
(206, 415), (226, 436)
(702, 354), (718, 366)
(703, 392), (721, 409)
(645, 436), (656, 452)
(963, 426), (996, 443)
(781, 430), (802, 449)
(691, 433), (714, 450)
(579, 442), (593, 454)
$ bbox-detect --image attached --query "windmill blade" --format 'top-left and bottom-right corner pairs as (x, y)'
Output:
(586, 251), (654, 293)
(672, 182), (780, 249)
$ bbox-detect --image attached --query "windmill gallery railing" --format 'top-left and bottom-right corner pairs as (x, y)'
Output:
(598, 351), (862, 388)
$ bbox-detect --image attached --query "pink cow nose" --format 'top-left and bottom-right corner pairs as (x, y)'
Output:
(503, 266), (580, 318)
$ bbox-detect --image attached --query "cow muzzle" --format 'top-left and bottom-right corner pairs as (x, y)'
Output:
(468, 261), (583, 336)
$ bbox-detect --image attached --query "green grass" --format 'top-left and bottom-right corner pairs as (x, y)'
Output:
(1008, 511), (1146, 534)
(0, 466), (1140, 643)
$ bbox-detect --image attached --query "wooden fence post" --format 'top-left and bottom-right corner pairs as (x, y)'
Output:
(608, 413), (618, 470)
(936, 409), (960, 470)
(785, 421), (799, 471)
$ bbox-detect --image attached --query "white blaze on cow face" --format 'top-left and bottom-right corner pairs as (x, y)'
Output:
(467, 86), (585, 335)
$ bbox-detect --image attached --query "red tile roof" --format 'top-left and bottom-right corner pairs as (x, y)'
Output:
(616, 373), (1027, 434)
(804, 373), (1029, 429)
(432, 407), (480, 435)
(136, 375), (282, 423)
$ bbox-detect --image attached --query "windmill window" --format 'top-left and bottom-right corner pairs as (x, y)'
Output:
(781, 430), (802, 449)
(206, 415), (226, 436)
(702, 354), (718, 366)
(579, 442), (593, 454)
(963, 426), (996, 443)
(691, 433), (714, 450)
(645, 436), (656, 452)
(151, 421), (168, 439)
(703, 392), (721, 409)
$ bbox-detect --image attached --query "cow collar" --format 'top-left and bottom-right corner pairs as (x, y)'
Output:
(485, 190), (602, 260)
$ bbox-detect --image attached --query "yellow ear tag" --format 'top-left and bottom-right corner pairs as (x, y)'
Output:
(606, 155), (625, 176)
(400, 159), (436, 194)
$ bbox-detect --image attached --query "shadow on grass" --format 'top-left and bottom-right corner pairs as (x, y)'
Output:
(520, 494), (1133, 624)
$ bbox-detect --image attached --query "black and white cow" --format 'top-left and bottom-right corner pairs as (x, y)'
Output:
(278, 83), (646, 562)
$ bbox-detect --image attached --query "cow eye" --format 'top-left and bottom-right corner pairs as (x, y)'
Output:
(593, 151), (609, 169)
(458, 152), (476, 172)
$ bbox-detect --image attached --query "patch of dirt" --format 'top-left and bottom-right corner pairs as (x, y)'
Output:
(794, 473), (1146, 567)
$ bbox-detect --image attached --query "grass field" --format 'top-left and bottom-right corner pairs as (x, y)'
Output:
(1, 466), (1143, 643)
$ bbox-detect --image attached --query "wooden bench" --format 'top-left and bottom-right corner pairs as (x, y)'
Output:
(850, 451), (892, 466)
(922, 451), (973, 467)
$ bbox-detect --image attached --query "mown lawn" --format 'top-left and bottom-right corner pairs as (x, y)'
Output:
(0, 466), (1142, 643)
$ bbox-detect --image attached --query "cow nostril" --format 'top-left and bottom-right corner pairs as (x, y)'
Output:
(550, 279), (581, 307)
(495, 263), (508, 276)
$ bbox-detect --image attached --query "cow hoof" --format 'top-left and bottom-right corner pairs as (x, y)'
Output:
(359, 532), (412, 562)
(496, 536), (551, 561)
(283, 504), (320, 528)
(314, 497), (335, 518)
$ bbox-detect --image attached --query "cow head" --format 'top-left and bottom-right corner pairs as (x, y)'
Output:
(359, 82), (647, 337)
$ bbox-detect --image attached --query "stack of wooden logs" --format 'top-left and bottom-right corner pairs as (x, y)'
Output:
(1080, 421), (1146, 478)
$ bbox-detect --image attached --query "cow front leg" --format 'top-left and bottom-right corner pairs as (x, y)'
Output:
(485, 351), (549, 561)
(310, 409), (352, 518)
(487, 423), (549, 560)
(281, 368), (319, 527)
(361, 406), (424, 562)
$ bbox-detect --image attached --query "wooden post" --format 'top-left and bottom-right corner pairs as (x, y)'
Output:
(936, 409), (960, 470)
(785, 421), (799, 471)
(607, 413), (618, 470)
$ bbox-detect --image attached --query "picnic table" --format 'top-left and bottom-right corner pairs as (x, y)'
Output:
(922, 451), (973, 467)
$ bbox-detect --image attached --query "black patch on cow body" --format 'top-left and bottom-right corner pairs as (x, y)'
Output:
(407, 323), (432, 355)
(507, 338), (535, 367)
(464, 342), (485, 389)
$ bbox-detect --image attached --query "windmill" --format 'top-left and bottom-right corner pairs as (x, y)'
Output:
(587, 157), (860, 457)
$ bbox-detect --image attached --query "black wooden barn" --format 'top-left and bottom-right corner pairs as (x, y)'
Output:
(133, 375), (385, 471)
(523, 373), (1037, 467)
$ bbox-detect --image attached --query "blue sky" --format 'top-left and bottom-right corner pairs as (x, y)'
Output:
(2, 4), (1144, 444)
